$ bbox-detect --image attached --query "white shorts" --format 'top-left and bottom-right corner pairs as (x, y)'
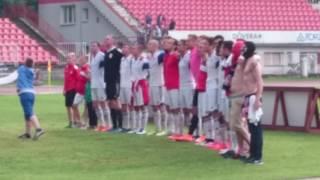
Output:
(133, 87), (144, 106)
(198, 92), (208, 117)
(165, 89), (179, 109)
(150, 86), (164, 106)
(179, 88), (194, 109)
(73, 93), (84, 105)
(91, 88), (106, 101)
(120, 87), (132, 105)
(206, 88), (218, 112)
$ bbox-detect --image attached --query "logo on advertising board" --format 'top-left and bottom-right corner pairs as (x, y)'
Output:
(232, 32), (263, 41)
(297, 33), (320, 42)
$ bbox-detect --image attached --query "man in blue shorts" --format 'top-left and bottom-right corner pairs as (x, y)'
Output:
(17, 58), (45, 140)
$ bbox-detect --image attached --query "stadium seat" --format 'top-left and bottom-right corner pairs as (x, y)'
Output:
(118, 0), (320, 31)
(0, 18), (58, 64)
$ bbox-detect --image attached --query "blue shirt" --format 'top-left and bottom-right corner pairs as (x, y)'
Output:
(17, 65), (35, 94)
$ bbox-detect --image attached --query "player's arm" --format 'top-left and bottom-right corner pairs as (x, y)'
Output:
(158, 52), (165, 65)
(253, 58), (263, 110)
(99, 53), (106, 68)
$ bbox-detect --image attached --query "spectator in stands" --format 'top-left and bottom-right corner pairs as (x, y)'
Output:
(157, 14), (165, 28)
(145, 13), (152, 27)
(169, 19), (176, 30)
(63, 52), (79, 128)
(17, 58), (45, 140)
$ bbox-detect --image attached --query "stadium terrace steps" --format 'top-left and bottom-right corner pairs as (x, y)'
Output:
(105, 0), (140, 27)
(89, 0), (138, 40)
(0, 18), (58, 64)
(118, 0), (320, 30)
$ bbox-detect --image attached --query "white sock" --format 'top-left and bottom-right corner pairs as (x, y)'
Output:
(122, 110), (129, 129)
(142, 107), (148, 130)
(103, 108), (110, 127)
(130, 110), (136, 130)
(179, 112), (185, 135)
(136, 110), (142, 130)
(161, 110), (168, 132)
(173, 113), (181, 135)
(154, 110), (161, 132)
(184, 112), (192, 126)
(203, 120), (210, 139)
(169, 113), (175, 134)
(211, 118), (216, 140)
(95, 107), (105, 127)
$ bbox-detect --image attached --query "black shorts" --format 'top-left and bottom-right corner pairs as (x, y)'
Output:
(192, 90), (199, 107)
(106, 82), (120, 100)
(65, 90), (76, 107)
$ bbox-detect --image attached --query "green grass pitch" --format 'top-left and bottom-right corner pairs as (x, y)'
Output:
(0, 95), (320, 180)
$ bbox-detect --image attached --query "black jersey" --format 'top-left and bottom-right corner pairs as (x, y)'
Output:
(104, 47), (123, 84)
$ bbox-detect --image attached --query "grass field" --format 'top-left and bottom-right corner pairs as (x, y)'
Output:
(0, 95), (320, 180)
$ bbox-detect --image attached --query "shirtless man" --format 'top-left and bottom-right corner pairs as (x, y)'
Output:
(229, 40), (251, 160)
(241, 41), (264, 165)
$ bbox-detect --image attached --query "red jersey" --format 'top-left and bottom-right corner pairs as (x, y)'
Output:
(64, 63), (78, 92)
(163, 52), (180, 90)
(196, 64), (207, 92)
(75, 63), (90, 95)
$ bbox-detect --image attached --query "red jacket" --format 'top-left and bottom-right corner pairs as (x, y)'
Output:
(163, 52), (180, 90)
(64, 63), (78, 92)
(75, 64), (90, 95)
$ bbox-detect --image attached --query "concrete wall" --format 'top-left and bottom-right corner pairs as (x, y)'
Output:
(39, 1), (123, 43)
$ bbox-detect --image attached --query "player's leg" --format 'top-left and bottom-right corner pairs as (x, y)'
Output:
(108, 83), (123, 131)
(26, 93), (44, 140)
(166, 90), (175, 135)
(120, 87), (129, 130)
(149, 86), (161, 135)
(65, 90), (76, 128)
(18, 93), (33, 139)
(87, 102), (97, 129)
(159, 87), (168, 134)
(72, 93), (84, 127)
(171, 89), (182, 136)
(136, 87), (146, 134)
(91, 89), (105, 131)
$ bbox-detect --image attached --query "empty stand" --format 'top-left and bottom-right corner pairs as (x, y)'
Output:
(0, 18), (58, 64)
(119, 0), (320, 30)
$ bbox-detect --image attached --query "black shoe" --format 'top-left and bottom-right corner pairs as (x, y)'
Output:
(246, 159), (264, 165)
(221, 150), (236, 159)
(33, 129), (45, 140)
(18, 133), (31, 140)
(108, 128), (120, 133)
(120, 128), (130, 133)
(65, 124), (72, 128)
(239, 156), (250, 163)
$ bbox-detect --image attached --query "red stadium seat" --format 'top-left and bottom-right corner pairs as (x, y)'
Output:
(118, 0), (320, 31)
(0, 18), (59, 64)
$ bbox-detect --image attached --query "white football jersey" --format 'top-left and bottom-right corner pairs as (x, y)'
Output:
(148, 50), (164, 87)
(90, 51), (105, 89)
(131, 56), (149, 82)
(120, 55), (133, 88)
(179, 50), (195, 89)
(206, 52), (220, 89)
